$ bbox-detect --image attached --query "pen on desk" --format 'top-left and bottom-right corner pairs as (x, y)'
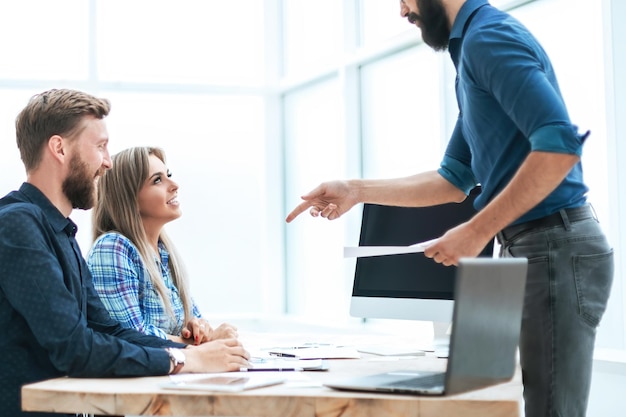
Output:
(269, 352), (297, 358)
(261, 346), (314, 350)
(240, 367), (303, 372)
(286, 344), (333, 349)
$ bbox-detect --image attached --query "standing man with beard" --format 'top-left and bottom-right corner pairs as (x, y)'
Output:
(0, 89), (250, 417)
(286, 1), (613, 416)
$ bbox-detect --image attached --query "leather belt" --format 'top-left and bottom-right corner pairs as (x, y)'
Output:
(499, 204), (595, 242)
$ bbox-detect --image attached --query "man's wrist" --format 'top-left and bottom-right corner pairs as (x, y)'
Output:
(348, 179), (364, 204)
(165, 348), (186, 374)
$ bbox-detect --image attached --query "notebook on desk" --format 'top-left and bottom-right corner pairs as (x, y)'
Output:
(325, 257), (528, 396)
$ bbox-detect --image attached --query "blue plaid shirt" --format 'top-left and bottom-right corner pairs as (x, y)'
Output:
(87, 232), (202, 339)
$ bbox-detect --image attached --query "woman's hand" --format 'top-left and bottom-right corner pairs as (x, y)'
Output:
(182, 319), (238, 345)
(208, 323), (239, 341)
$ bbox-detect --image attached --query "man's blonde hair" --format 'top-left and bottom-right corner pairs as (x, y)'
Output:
(15, 89), (110, 172)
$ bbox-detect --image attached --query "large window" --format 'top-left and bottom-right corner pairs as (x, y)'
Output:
(508, 0), (618, 348)
(283, 79), (351, 318)
(96, 0), (265, 86)
(280, 0), (624, 354)
(0, 1), (90, 81)
(0, 0), (271, 316)
(0, 0), (623, 354)
(360, 46), (445, 178)
(281, 0), (342, 78)
(359, 0), (413, 47)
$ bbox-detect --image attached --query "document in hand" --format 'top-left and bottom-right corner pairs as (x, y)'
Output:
(343, 238), (438, 258)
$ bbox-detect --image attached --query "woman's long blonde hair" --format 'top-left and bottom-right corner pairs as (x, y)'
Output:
(92, 146), (193, 325)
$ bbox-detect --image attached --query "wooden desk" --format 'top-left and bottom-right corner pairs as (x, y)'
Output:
(21, 322), (522, 416)
(22, 358), (521, 416)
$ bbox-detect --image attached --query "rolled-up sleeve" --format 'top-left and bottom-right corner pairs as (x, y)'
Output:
(528, 124), (585, 156)
(438, 119), (478, 194)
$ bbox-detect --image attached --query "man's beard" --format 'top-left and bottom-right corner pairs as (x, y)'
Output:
(62, 154), (101, 210)
(409, 0), (450, 51)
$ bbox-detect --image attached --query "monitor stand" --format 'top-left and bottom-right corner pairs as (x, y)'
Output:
(431, 321), (451, 358)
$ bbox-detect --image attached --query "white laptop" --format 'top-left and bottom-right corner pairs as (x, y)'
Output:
(325, 257), (528, 395)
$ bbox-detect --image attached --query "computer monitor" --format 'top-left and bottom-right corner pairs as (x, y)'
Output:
(350, 187), (494, 333)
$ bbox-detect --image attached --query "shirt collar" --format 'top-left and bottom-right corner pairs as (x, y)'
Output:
(450, 0), (489, 41)
(157, 240), (170, 267)
(19, 182), (76, 236)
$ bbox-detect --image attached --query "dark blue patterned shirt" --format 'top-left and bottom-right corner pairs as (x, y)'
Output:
(0, 183), (183, 417)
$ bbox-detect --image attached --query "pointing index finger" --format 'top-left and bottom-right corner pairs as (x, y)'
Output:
(285, 199), (313, 223)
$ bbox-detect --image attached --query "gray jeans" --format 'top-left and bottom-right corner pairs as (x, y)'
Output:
(497, 206), (613, 417)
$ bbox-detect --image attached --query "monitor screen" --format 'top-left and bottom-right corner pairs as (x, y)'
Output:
(350, 187), (494, 323)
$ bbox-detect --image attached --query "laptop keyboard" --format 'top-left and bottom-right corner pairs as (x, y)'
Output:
(385, 373), (445, 389)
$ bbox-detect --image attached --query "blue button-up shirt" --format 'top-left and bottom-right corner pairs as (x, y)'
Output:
(88, 232), (202, 339)
(0, 183), (183, 417)
(438, 0), (588, 224)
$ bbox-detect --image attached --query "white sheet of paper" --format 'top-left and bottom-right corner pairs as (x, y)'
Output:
(161, 373), (286, 392)
(343, 238), (439, 258)
(268, 346), (361, 360)
(244, 358), (328, 371)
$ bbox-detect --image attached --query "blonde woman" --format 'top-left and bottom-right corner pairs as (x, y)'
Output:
(87, 146), (236, 345)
